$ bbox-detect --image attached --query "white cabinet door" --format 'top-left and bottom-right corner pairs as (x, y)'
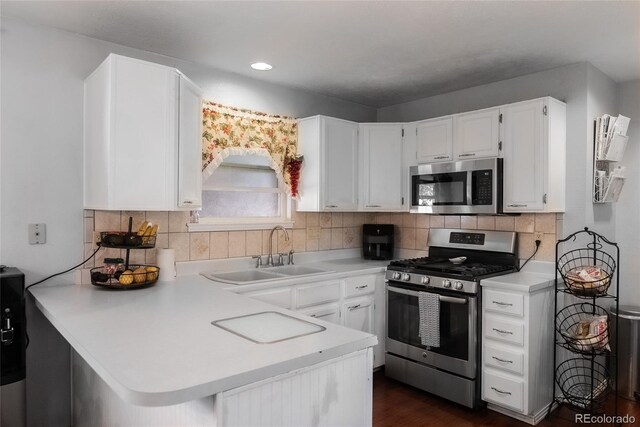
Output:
(359, 124), (404, 211)
(501, 99), (545, 212)
(111, 56), (178, 210)
(322, 117), (359, 210)
(177, 75), (203, 209)
(453, 108), (500, 160)
(84, 54), (202, 211)
(342, 297), (374, 334)
(416, 117), (453, 163)
(298, 303), (341, 325)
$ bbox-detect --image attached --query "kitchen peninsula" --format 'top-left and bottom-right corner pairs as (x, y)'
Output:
(30, 258), (381, 427)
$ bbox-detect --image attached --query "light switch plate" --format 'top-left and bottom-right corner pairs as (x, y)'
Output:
(29, 223), (46, 244)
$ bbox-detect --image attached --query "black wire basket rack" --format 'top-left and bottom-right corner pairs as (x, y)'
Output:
(557, 248), (615, 297)
(556, 303), (610, 355)
(555, 358), (610, 412)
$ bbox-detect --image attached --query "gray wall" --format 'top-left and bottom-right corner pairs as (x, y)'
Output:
(616, 79), (640, 305)
(0, 17), (375, 426)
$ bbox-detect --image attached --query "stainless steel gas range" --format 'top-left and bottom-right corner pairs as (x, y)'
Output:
(385, 228), (518, 408)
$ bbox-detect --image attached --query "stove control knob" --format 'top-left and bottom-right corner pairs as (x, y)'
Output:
(454, 281), (463, 290)
(402, 273), (411, 282)
(392, 272), (402, 280)
(443, 279), (451, 288)
(421, 276), (430, 285)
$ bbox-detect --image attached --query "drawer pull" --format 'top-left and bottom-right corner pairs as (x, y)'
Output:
(491, 386), (512, 396)
(434, 156), (450, 160)
(310, 314), (317, 318)
(507, 204), (527, 208)
(492, 356), (513, 364)
(356, 285), (368, 289)
(326, 205), (338, 208)
(492, 328), (513, 335)
(366, 205), (381, 208)
(348, 304), (361, 310)
(492, 301), (513, 307)
(458, 153), (476, 157)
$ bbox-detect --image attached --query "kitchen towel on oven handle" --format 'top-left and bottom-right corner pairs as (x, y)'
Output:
(418, 292), (440, 347)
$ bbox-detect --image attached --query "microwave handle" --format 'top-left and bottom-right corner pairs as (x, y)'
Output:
(467, 170), (473, 206)
(387, 285), (468, 304)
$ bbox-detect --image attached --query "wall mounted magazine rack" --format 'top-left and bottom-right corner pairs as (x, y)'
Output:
(593, 114), (630, 203)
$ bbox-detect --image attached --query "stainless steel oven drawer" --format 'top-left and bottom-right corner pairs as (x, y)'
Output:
(385, 353), (478, 409)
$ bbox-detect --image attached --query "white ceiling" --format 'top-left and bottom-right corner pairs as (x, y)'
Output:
(2, 1), (639, 107)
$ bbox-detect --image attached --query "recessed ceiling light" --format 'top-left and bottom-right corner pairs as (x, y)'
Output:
(251, 62), (273, 71)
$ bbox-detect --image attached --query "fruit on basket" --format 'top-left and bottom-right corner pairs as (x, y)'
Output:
(99, 220), (159, 248)
(90, 264), (160, 289)
(119, 270), (134, 285)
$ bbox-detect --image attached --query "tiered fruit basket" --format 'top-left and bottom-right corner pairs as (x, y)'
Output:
(91, 217), (160, 290)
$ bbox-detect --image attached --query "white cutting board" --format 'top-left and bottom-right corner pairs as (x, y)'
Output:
(212, 311), (325, 344)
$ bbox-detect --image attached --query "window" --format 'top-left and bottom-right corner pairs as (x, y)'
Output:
(189, 154), (292, 231)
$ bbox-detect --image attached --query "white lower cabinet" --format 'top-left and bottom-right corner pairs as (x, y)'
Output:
(481, 278), (554, 425)
(241, 271), (386, 369)
(342, 297), (374, 334)
(298, 303), (341, 325)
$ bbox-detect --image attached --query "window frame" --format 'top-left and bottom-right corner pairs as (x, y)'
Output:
(188, 156), (293, 232)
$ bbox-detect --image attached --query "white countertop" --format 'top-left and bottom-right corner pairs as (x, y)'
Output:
(30, 255), (384, 407)
(481, 261), (556, 293)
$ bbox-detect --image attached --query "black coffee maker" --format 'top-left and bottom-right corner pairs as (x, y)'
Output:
(362, 224), (394, 260)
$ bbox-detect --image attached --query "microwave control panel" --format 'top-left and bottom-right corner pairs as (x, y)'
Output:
(471, 170), (493, 205)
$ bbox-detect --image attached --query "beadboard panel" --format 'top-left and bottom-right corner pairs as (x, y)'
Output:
(218, 348), (373, 427)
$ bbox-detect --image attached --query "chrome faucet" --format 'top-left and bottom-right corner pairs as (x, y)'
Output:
(267, 225), (290, 266)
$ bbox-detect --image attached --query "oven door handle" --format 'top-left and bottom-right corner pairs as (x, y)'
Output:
(387, 285), (468, 304)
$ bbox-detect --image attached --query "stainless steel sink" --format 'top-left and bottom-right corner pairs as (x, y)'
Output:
(266, 265), (333, 276)
(202, 265), (334, 285)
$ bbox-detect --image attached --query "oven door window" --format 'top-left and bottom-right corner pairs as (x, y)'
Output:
(387, 288), (469, 360)
(411, 172), (467, 206)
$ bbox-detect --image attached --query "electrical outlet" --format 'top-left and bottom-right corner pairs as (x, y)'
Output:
(93, 231), (102, 247)
(28, 223), (46, 244)
(535, 232), (544, 242)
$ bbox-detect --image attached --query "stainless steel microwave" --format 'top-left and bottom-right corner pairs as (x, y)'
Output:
(409, 158), (502, 214)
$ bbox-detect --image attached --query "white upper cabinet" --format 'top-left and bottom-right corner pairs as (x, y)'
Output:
(177, 76), (204, 209)
(359, 123), (404, 211)
(414, 108), (499, 164)
(453, 107), (500, 160)
(501, 97), (566, 212)
(416, 117), (453, 163)
(83, 54), (203, 211)
(297, 116), (359, 211)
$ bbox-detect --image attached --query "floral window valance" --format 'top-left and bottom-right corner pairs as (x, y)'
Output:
(201, 101), (302, 196)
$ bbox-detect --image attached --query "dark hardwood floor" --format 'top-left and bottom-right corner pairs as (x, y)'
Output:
(373, 371), (640, 426)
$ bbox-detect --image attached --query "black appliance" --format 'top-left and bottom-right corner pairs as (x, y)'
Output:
(1, 266), (26, 426)
(362, 224), (394, 260)
(385, 229), (517, 409)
